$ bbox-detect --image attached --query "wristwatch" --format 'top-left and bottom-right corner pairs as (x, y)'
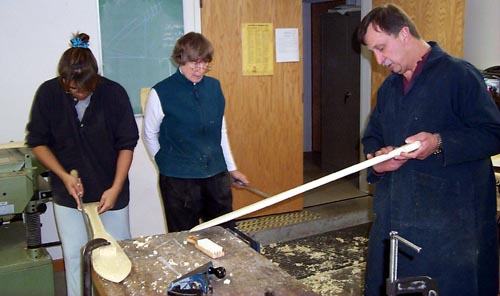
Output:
(433, 133), (442, 154)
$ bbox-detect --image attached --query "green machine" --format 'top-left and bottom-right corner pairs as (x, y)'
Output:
(0, 143), (55, 295)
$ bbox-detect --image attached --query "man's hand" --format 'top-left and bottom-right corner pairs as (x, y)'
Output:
(368, 146), (409, 174)
(403, 132), (440, 160)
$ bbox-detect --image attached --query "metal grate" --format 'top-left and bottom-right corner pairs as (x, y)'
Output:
(236, 210), (321, 233)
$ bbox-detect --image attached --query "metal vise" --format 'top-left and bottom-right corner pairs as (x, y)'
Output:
(386, 231), (439, 296)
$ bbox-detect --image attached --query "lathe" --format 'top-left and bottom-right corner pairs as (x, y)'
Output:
(0, 142), (55, 295)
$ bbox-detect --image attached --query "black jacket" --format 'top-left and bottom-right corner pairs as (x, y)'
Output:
(26, 77), (139, 209)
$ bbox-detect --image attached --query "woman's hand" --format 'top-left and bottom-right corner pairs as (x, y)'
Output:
(230, 170), (249, 186)
(98, 187), (120, 214)
(64, 170), (84, 209)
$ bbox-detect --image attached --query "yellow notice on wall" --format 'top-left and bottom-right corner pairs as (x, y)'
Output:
(242, 23), (274, 76)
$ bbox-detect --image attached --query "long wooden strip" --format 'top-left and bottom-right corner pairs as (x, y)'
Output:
(190, 141), (421, 232)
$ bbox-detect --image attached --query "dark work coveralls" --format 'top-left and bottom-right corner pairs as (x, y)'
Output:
(362, 42), (500, 296)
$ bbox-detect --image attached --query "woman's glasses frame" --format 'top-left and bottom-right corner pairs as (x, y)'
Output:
(188, 61), (212, 72)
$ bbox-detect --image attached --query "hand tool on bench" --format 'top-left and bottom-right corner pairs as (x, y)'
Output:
(190, 141), (421, 232)
(167, 261), (226, 296)
(70, 170), (132, 283)
(187, 235), (225, 259)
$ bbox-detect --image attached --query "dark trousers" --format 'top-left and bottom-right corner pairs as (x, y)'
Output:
(159, 171), (235, 232)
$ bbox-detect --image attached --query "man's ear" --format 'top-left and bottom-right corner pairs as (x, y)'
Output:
(400, 27), (410, 42)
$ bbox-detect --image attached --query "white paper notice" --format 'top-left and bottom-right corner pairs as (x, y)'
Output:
(275, 28), (299, 63)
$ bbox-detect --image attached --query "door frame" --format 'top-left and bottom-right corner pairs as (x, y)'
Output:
(304, 0), (372, 192)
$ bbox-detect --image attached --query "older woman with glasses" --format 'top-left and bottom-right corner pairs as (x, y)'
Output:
(143, 32), (248, 232)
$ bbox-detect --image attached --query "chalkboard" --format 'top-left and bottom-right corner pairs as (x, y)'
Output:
(99, 0), (184, 114)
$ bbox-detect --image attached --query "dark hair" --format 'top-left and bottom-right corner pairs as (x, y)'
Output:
(58, 32), (99, 93)
(357, 4), (420, 45)
(171, 32), (214, 66)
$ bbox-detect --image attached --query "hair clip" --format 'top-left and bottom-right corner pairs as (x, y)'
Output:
(71, 37), (89, 49)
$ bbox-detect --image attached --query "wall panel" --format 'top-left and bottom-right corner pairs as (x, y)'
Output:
(201, 0), (304, 217)
(370, 0), (465, 107)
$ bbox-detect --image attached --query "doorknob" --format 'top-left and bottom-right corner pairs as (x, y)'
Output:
(344, 91), (351, 104)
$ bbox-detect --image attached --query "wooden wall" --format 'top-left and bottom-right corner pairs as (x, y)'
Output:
(370, 0), (465, 107)
(201, 0), (304, 217)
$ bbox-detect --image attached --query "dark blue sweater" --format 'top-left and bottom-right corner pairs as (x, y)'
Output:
(153, 70), (227, 178)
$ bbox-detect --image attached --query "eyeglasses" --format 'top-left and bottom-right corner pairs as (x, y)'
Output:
(188, 61), (212, 71)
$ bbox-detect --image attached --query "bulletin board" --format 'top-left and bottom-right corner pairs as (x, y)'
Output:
(99, 0), (184, 114)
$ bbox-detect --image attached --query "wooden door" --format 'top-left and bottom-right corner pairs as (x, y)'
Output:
(320, 10), (361, 182)
(370, 0), (465, 107)
(200, 0), (304, 218)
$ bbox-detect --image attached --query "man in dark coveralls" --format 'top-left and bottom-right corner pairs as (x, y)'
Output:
(357, 4), (500, 295)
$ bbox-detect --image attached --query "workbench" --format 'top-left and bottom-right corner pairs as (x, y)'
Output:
(92, 226), (319, 295)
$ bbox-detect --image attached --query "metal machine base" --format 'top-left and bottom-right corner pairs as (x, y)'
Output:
(0, 222), (54, 296)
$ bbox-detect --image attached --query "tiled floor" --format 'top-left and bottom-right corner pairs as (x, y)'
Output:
(261, 222), (371, 296)
(303, 151), (368, 208)
(244, 152), (373, 295)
